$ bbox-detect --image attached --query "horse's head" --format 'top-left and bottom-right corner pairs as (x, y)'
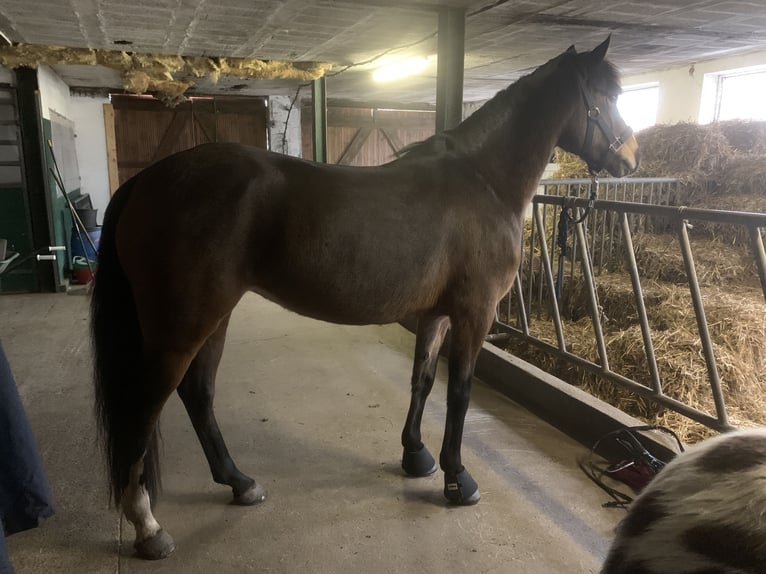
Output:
(557, 36), (640, 178)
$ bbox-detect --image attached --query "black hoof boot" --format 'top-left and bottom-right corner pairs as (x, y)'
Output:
(444, 469), (481, 505)
(402, 446), (438, 477)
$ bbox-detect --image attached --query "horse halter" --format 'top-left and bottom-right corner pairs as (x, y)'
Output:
(555, 77), (632, 302)
(579, 79), (633, 175)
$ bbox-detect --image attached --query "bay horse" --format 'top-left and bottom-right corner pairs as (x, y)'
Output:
(92, 36), (639, 560)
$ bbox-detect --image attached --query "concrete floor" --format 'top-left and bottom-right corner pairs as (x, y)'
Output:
(1, 292), (621, 574)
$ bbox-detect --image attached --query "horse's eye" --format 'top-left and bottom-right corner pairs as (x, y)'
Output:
(608, 94), (619, 104)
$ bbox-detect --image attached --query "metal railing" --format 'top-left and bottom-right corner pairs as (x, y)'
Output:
(491, 178), (766, 433)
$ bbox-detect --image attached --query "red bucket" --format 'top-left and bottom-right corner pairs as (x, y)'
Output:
(72, 256), (97, 284)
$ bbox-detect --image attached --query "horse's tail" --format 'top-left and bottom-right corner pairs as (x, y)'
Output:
(91, 177), (161, 507)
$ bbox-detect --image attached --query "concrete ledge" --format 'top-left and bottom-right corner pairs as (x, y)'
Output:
(473, 340), (679, 461)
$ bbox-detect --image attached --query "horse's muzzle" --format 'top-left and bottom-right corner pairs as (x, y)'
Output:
(614, 134), (640, 176)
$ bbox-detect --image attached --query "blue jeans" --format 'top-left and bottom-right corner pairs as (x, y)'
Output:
(0, 340), (55, 573)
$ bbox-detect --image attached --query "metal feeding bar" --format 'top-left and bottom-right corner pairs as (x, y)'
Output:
(492, 179), (766, 433)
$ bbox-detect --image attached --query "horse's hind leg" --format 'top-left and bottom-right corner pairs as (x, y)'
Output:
(401, 315), (450, 476)
(177, 314), (266, 505)
(121, 348), (195, 560)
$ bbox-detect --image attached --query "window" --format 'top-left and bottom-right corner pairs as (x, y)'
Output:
(617, 83), (659, 132)
(716, 68), (766, 121)
(700, 66), (766, 123)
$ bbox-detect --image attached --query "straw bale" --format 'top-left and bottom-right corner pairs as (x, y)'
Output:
(717, 120), (766, 155)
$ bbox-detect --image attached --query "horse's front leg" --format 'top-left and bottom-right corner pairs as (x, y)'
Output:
(439, 309), (495, 505)
(401, 315), (450, 476)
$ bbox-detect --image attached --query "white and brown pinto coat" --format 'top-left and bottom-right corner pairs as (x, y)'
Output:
(602, 428), (766, 574)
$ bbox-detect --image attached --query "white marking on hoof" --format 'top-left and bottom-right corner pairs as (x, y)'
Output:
(122, 457), (165, 551)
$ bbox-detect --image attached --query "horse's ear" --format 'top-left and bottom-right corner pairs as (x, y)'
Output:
(566, 44), (577, 54)
(588, 35), (611, 64)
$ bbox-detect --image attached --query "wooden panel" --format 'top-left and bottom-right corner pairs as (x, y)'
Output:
(352, 129), (395, 166)
(113, 104), (196, 183)
(215, 112), (267, 147)
(103, 103), (119, 195)
(338, 128), (371, 165)
(109, 96), (268, 185)
(302, 105), (436, 166)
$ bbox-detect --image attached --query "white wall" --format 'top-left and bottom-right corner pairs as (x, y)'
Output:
(70, 95), (111, 224)
(269, 95), (302, 157)
(0, 66), (13, 85)
(35, 66), (111, 223)
(622, 49), (766, 124)
(37, 65), (71, 120)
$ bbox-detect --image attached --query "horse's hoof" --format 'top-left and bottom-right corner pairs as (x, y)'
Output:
(444, 469), (481, 505)
(232, 482), (267, 506)
(134, 529), (176, 560)
(402, 446), (438, 477)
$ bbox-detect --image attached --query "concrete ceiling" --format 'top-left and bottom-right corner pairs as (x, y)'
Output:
(2, 0), (766, 105)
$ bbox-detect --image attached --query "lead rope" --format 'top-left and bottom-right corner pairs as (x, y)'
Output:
(555, 172), (599, 304)
(578, 425), (684, 509)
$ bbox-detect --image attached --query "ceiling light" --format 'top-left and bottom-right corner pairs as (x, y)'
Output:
(372, 56), (433, 82)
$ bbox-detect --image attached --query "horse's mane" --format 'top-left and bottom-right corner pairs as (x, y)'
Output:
(396, 49), (621, 161)
(394, 78), (526, 161)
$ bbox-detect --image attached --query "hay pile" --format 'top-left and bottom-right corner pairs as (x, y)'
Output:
(505, 274), (766, 443)
(551, 122), (766, 248)
(551, 121), (766, 219)
(509, 121), (766, 442)
(554, 121), (739, 180)
(718, 120), (766, 155)
(507, 215), (763, 443)
(629, 232), (757, 287)
(635, 122), (732, 181)
(552, 149), (589, 179)
(709, 155), (766, 198)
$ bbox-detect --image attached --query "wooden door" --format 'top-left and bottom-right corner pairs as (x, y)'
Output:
(301, 105), (435, 166)
(108, 96), (268, 188)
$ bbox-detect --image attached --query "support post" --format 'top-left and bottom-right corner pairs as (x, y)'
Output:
(435, 7), (465, 133)
(311, 77), (327, 163)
